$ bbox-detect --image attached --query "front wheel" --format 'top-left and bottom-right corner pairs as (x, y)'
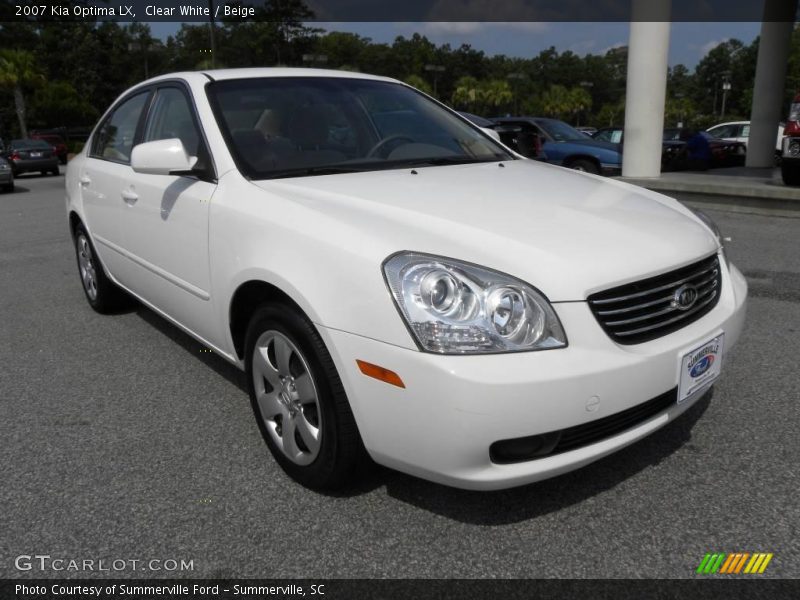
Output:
(245, 303), (366, 490)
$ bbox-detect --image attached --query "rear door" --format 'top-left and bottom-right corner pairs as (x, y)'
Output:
(80, 90), (151, 279)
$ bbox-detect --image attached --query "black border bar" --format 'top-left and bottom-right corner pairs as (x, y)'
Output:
(2, 579), (799, 600)
(1, 0), (798, 23)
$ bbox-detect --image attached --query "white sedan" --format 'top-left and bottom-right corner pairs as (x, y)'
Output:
(65, 69), (747, 491)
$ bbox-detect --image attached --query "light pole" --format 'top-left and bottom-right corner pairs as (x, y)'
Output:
(721, 75), (732, 119)
(424, 64), (445, 98)
(578, 80), (594, 126)
(507, 72), (526, 115)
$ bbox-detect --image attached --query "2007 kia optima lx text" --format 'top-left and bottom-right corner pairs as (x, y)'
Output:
(65, 69), (747, 491)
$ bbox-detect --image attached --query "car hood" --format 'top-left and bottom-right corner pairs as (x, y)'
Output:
(251, 159), (718, 301)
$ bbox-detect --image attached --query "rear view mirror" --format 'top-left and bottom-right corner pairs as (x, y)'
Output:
(131, 138), (197, 176)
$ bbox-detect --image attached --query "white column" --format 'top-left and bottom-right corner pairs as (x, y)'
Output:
(746, 0), (797, 168)
(622, 1), (672, 178)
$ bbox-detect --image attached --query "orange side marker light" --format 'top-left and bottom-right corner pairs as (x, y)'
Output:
(356, 360), (405, 388)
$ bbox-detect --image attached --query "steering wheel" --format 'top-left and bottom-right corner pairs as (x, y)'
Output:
(366, 135), (415, 158)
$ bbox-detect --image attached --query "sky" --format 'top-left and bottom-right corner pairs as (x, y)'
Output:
(147, 21), (763, 69)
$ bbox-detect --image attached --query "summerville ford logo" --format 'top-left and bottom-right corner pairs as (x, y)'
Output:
(687, 342), (719, 377)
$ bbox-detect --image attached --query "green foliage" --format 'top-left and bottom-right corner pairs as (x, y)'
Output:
(404, 74), (433, 96)
(2, 13), (800, 134)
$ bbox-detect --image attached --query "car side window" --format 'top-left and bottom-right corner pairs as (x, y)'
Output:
(92, 92), (149, 163)
(741, 125), (750, 137)
(144, 87), (202, 157)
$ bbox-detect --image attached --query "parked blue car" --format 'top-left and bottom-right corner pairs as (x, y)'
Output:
(492, 117), (622, 175)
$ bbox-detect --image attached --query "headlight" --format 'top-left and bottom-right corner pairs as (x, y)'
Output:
(383, 253), (567, 354)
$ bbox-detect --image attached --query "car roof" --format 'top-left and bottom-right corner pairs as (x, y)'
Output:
(139, 67), (399, 86)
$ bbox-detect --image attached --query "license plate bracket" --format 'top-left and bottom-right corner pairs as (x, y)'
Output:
(678, 334), (724, 403)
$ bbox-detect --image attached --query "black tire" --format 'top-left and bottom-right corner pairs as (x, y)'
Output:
(781, 162), (800, 186)
(60, 156), (67, 165)
(245, 303), (366, 490)
(2, 182), (12, 193)
(73, 223), (130, 313)
(51, 168), (59, 176)
(568, 158), (600, 174)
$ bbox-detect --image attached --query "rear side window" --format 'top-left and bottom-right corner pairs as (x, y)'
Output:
(144, 87), (202, 156)
(92, 92), (149, 163)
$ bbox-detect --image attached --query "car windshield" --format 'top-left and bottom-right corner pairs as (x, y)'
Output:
(207, 77), (512, 179)
(12, 139), (52, 149)
(535, 119), (587, 141)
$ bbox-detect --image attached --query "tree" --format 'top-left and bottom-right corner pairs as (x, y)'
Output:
(0, 50), (43, 138)
(452, 76), (481, 110)
(540, 84), (571, 118)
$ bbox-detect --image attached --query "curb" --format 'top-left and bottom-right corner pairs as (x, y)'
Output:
(616, 176), (800, 203)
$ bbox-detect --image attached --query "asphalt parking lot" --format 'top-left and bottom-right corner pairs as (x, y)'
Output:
(1, 172), (799, 579)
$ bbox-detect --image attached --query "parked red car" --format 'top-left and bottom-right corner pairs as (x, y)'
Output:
(30, 133), (68, 164)
(781, 92), (800, 185)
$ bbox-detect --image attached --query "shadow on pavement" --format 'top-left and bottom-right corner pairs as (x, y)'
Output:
(135, 304), (247, 393)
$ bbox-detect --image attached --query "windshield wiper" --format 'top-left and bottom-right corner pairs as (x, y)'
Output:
(264, 165), (371, 180)
(399, 156), (502, 167)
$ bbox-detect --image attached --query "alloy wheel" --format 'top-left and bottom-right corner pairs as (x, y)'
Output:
(252, 330), (322, 466)
(77, 234), (98, 301)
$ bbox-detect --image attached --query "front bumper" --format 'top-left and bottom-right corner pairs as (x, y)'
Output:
(0, 169), (12, 184)
(319, 257), (748, 490)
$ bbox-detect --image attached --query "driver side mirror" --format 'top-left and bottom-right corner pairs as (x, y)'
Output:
(131, 138), (198, 176)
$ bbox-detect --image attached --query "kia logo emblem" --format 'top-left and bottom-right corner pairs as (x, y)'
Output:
(672, 284), (698, 311)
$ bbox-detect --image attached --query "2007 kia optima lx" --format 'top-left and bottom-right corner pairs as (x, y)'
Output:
(65, 69), (747, 491)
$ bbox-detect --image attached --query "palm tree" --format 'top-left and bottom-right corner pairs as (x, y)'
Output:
(451, 76), (481, 110)
(481, 80), (513, 111)
(0, 50), (43, 139)
(540, 85), (571, 119)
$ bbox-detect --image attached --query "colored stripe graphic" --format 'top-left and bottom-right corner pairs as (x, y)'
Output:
(697, 552), (773, 575)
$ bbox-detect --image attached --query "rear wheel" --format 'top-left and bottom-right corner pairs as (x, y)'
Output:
(245, 303), (366, 490)
(73, 223), (130, 313)
(568, 158), (600, 174)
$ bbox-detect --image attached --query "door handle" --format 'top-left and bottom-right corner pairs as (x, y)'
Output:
(79, 175), (91, 186)
(121, 189), (138, 204)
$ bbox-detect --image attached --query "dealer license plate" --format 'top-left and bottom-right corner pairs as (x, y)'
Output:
(678, 334), (724, 403)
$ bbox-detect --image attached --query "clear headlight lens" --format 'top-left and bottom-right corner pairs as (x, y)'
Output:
(383, 253), (567, 354)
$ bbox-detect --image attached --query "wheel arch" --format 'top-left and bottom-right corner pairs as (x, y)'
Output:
(229, 279), (317, 361)
(562, 154), (602, 170)
(68, 211), (83, 240)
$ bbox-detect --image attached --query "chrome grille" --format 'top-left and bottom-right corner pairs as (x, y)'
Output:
(588, 254), (721, 344)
